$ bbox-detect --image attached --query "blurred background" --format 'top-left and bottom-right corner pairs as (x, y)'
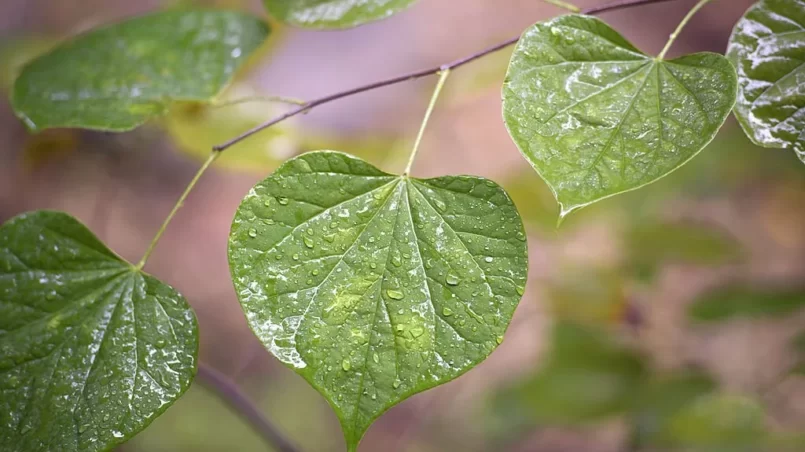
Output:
(3, 0), (805, 450)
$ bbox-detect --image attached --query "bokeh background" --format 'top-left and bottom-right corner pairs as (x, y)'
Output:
(3, 0), (805, 450)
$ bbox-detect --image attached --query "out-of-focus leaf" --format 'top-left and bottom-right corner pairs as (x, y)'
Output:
(659, 394), (767, 451)
(163, 96), (296, 172)
(263, 0), (419, 29)
(625, 221), (743, 280)
(727, 0), (805, 163)
(547, 268), (627, 327)
(689, 285), (805, 322)
(0, 211), (198, 451)
(228, 152), (527, 451)
(503, 15), (737, 217)
(12, 10), (270, 132)
(631, 371), (717, 448)
(494, 322), (646, 425)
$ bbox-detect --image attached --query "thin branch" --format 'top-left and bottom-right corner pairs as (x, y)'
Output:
(197, 364), (301, 452)
(213, 0), (683, 153)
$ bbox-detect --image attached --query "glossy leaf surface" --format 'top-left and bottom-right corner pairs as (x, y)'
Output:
(0, 211), (198, 451)
(503, 15), (737, 216)
(12, 10), (269, 132)
(228, 151), (527, 451)
(727, 0), (805, 163)
(263, 0), (418, 29)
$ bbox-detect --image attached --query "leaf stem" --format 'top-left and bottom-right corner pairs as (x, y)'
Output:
(212, 0), (684, 153)
(657, 0), (713, 60)
(197, 364), (301, 452)
(404, 69), (451, 176)
(542, 0), (581, 12)
(135, 151), (219, 270)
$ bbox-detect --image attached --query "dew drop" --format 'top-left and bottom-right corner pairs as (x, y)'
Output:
(445, 271), (460, 286)
(393, 378), (401, 389)
(278, 197), (289, 205)
(484, 257), (494, 263)
(303, 236), (315, 248)
(387, 289), (404, 300)
(342, 359), (351, 371)
(248, 228), (257, 238)
(516, 285), (525, 296)
(442, 307), (453, 317)
(372, 353), (380, 363)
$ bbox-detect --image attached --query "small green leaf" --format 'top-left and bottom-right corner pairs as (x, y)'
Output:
(263, 0), (418, 29)
(503, 14), (737, 216)
(12, 10), (269, 132)
(625, 221), (743, 280)
(689, 284), (805, 322)
(228, 151), (527, 451)
(727, 0), (805, 163)
(494, 322), (646, 425)
(0, 211), (198, 451)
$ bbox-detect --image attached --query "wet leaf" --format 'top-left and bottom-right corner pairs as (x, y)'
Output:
(228, 151), (527, 451)
(11, 10), (269, 132)
(263, 0), (418, 29)
(689, 285), (805, 322)
(494, 322), (646, 424)
(503, 14), (737, 217)
(727, 0), (805, 163)
(0, 211), (198, 451)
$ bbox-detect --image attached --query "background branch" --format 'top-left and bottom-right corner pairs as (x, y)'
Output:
(213, 0), (681, 152)
(197, 364), (301, 452)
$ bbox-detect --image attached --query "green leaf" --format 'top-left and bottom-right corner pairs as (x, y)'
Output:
(494, 322), (646, 425)
(11, 10), (270, 132)
(263, 0), (418, 29)
(727, 0), (805, 164)
(228, 151), (527, 451)
(0, 211), (198, 451)
(502, 14), (737, 216)
(660, 393), (767, 451)
(625, 221), (743, 280)
(689, 284), (805, 322)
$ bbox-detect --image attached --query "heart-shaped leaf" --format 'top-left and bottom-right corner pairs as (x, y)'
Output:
(228, 151), (527, 451)
(727, 0), (805, 163)
(263, 0), (418, 29)
(503, 15), (737, 216)
(0, 211), (198, 451)
(12, 10), (269, 132)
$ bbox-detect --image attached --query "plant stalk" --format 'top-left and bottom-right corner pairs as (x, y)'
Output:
(657, 0), (714, 60)
(404, 69), (451, 176)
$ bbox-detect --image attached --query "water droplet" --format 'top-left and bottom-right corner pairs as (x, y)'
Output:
(410, 327), (424, 338)
(516, 285), (525, 296)
(442, 307), (453, 317)
(387, 289), (404, 300)
(372, 353), (380, 363)
(278, 197), (289, 205)
(551, 26), (561, 36)
(496, 335), (504, 345)
(484, 257), (494, 263)
(434, 199), (447, 212)
(263, 199), (272, 207)
(79, 424), (90, 433)
(312, 269), (320, 276)
(445, 271), (460, 286)
(292, 253), (300, 261)
(248, 228), (257, 238)
(396, 324), (406, 333)
(393, 378), (401, 389)
(303, 236), (315, 248)
(342, 359), (352, 371)
(391, 251), (402, 267)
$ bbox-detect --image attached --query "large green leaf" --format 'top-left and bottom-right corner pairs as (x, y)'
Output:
(689, 284), (805, 322)
(263, 0), (418, 29)
(503, 14), (737, 216)
(11, 10), (269, 132)
(727, 0), (805, 163)
(228, 151), (527, 451)
(0, 211), (198, 451)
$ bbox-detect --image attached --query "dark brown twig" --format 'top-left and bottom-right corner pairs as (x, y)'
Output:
(212, 0), (682, 153)
(197, 364), (300, 452)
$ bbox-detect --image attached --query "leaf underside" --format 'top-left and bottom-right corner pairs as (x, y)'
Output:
(727, 0), (805, 163)
(0, 211), (198, 451)
(228, 151), (527, 450)
(263, 0), (418, 29)
(503, 14), (737, 216)
(11, 10), (269, 132)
